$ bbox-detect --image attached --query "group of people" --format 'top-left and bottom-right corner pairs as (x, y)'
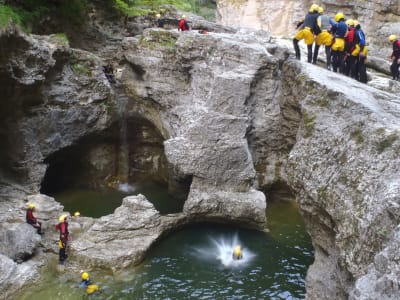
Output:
(293, 4), (368, 83)
(26, 204), (99, 294)
(26, 205), (70, 264)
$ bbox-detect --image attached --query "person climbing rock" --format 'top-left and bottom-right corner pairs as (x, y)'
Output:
(293, 4), (320, 62)
(232, 245), (243, 260)
(156, 13), (164, 28)
(103, 62), (116, 84)
(178, 15), (189, 31)
(330, 12), (348, 73)
(389, 34), (400, 80)
(80, 271), (100, 295)
(56, 214), (69, 264)
(313, 6), (333, 69)
(26, 203), (42, 234)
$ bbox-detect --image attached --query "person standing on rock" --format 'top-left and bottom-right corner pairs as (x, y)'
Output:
(26, 203), (42, 234)
(354, 20), (368, 83)
(56, 214), (69, 264)
(389, 34), (400, 80)
(178, 15), (189, 31)
(293, 4), (320, 62)
(344, 19), (357, 77)
(330, 12), (348, 73)
(313, 6), (333, 69)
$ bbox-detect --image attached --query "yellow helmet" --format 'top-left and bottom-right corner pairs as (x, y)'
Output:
(74, 211), (80, 217)
(335, 12), (345, 22)
(345, 19), (354, 27)
(389, 35), (397, 42)
(318, 6), (324, 14)
(309, 4), (319, 13)
(59, 214), (68, 222)
(181, 15), (186, 19)
(353, 20), (359, 27)
(156, 13), (161, 18)
(28, 203), (35, 209)
(82, 272), (89, 280)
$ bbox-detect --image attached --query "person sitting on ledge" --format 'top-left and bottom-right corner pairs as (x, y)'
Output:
(26, 203), (43, 234)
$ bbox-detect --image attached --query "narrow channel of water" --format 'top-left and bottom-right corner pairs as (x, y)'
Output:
(16, 190), (313, 299)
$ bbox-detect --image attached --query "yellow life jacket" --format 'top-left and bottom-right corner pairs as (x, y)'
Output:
(86, 284), (99, 294)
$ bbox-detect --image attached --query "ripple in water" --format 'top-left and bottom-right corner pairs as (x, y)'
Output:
(117, 182), (135, 193)
(192, 233), (256, 268)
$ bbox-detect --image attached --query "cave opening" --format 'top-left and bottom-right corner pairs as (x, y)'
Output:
(40, 116), (191, 216)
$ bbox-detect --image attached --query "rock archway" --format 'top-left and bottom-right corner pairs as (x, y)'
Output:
(40, 115), (191, 204)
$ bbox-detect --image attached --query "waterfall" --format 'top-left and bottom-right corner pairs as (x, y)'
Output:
(116, 95), (130, 185)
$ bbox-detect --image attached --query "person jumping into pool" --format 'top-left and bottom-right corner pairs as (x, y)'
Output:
(232, 245), (243, 260)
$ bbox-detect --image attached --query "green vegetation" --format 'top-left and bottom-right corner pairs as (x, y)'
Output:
(0, 4), (23, 29)
(114, 0), (215, 20)
(350, 128), (364, 144)
(376, 133), (398, 153)
(71, 63), (91, 76)
(0, 0), (86, 31)
(0, 0), (215, 32)
(303, 111), (316, 138)
(315, 97), (329, 107)
(139, 30), (177, 51)
(49, 33), (70, 47)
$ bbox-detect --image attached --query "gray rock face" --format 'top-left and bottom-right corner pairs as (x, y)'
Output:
(1, 12), (400, 300)
(71, 194), (188, 271)
(350, 226), (400, 300)
(0, 25), (114, 193)
(285, 63), (400, 299)
(0, 254), (39, 298)
(0, 223), (41, 263)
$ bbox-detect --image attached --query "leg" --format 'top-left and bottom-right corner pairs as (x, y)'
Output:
(390, 61), (397, 79)
(59, 248), (66, 264)
(325, 46), (331, 70)
(338, 51), (346, 74)
(343, 54), (350, 76)
(307, 44), (313, 63)
(313, 44), (320, 64)
(351, 56), (359, 80)
(359, 57), (367, 83)
(293, 38), (300, 60)
(331, 50), (338, 72)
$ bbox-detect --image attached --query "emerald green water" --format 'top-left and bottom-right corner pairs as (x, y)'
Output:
(53, 181), (184, 217)
(17, 190), (314, 300)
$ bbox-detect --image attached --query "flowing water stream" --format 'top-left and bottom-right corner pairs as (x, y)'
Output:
(16, 186), (313, 299)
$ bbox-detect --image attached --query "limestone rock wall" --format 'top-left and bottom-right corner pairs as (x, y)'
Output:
(0, 26), (114, 193)
(285, 62), (400, 299)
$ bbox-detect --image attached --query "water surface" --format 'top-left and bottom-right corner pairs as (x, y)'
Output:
(16, 197), (313, 300)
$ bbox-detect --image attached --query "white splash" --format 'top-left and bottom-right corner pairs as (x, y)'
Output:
(117, 182), (135, 193)
(193, 233), (255, 268)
